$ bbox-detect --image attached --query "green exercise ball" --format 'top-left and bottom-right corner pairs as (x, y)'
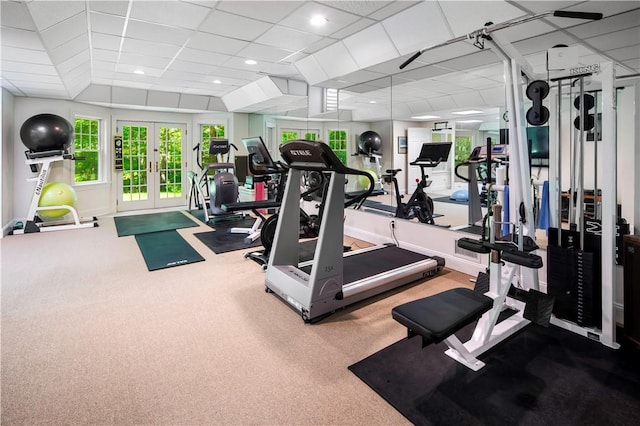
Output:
(38, 182), (77, 219)
(358, 168), (378, 189)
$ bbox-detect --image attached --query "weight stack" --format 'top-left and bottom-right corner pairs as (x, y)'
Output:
(547, 227), (601, 328)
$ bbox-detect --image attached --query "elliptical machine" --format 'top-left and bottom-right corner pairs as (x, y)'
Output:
(382, 142), (452, 227)
(190, 138), (240, 223)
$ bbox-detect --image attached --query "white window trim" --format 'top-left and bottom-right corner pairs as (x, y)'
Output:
(72, 114), (107, 186)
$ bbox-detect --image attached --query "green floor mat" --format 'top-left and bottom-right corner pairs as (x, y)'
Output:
(114, 211), (199, 236)
(135, 230), (205, 271)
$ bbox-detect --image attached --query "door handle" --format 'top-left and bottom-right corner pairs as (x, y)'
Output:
(149, 161), (152, 173)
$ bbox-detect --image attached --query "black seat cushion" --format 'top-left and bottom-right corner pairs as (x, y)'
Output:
(392, 288), (493, 344)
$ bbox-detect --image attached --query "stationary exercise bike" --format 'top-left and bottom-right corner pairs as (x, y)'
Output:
(382, 142), (452, 227)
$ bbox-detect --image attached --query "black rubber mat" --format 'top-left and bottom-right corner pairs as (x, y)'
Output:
(349, 323), (640, 425)
(135, 230), (204, 271)
(114, 211), (198, 236)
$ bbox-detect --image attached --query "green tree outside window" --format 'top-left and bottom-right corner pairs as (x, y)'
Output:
(74, 117), (100, 183)
(328, 129), (348, 165)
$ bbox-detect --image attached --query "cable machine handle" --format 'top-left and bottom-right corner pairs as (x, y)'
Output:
(553, 11), (602, 20)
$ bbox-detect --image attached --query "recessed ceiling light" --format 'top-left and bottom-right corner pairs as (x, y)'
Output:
(452, 110), (483, 115)
(310, 15), (328, 26)
(245, 59), (257, 65)
(369, 100), (376, 104)
(213, 80), (222, 84)
(411, 115), (440, 120)
(457, 119), (483, 123)
(133, 69), (144, 75)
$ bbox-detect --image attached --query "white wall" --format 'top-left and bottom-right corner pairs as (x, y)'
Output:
(9, 97), (237, 224)
(1, 89), (16, 235)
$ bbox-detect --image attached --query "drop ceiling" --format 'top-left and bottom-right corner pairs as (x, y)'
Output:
(1, 0), (639, 122)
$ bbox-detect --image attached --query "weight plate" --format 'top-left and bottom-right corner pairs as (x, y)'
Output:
(526, 80), (550, 100)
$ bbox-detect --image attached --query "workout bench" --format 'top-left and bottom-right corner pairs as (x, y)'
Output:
(392, 237), (549, 371)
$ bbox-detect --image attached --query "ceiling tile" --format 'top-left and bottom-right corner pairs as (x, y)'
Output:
(175, 47), (232, 66)
(57, 51), (89, 74)
(302, 36), (337, 54)
(343, 23), (399, 69)
(606, 45), (640, 61)
(48, 34), (90, 66)
(88, 1), (130, 16)
(428, 95), (457, 111)
(92, 48), (120, 63)
(439, 1), (524, 38)
(236, 43), (297, 63)
(585, 28), (640, 51)
(256, 25), (324, 51)
(121, 39), (182, 58)
(294, 55), (329, 85)
(382, 1), (452, 56)
(199, 11), (272, 41)
(314, 42), (360, 80)
(92, 60), (117, 72)
(318, 1), (391, 17)
(27, 1), (86, 31)
(91, 33), (122, 51)
(119, 53), (172, 70)
(1, 27), (46, 50)
(2, 72), (61, 84)
(130, 0), (211, 30)
(167, 60), (217, 75)
(567, 8), (640, 39)
(125, 20), (192, 46)
(1, 0), (36, 30)
(186, 32), (248, 55)
(278, 2), (361, 37)
(368, 1), (421, 20)
(215, 0), (305, 23)
(260, 62), (303, 79)
(1, 61), (60, 76)
(0, 46), (51, 65)
(90, 12), (126, 36)
(115, 64), (164, 78)
(41, 12), (87, 50)
(329, 17), (376, 40)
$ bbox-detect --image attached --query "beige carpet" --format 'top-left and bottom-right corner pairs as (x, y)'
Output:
(1, 212), (472, 425)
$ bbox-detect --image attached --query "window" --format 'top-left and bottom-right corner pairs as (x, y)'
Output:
(328, 129), (348, 165)
(200, 124), (225, 167)
(281, 129), (319, 143)
(74, 117), (101, 183)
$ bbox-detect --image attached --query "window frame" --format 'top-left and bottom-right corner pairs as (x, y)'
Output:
(327, 128), (348, 165)
(73, 115), (106, 185)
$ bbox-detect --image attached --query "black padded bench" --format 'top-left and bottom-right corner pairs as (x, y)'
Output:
(457, 237), (543, 269)
(392, 287), (493, 347)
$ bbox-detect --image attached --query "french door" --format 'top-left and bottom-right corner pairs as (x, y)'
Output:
(117, 121), (187, 212)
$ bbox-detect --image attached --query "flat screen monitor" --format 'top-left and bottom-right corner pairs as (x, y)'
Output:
(416, 142), (452, 162)
(209, 138), (229, 155)
(241, 136), (276, 170)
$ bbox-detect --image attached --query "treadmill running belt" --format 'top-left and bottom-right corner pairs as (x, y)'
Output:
(301, 245), (432, 284)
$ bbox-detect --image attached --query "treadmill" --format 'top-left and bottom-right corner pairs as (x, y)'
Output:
(265, 140), (444, 322)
